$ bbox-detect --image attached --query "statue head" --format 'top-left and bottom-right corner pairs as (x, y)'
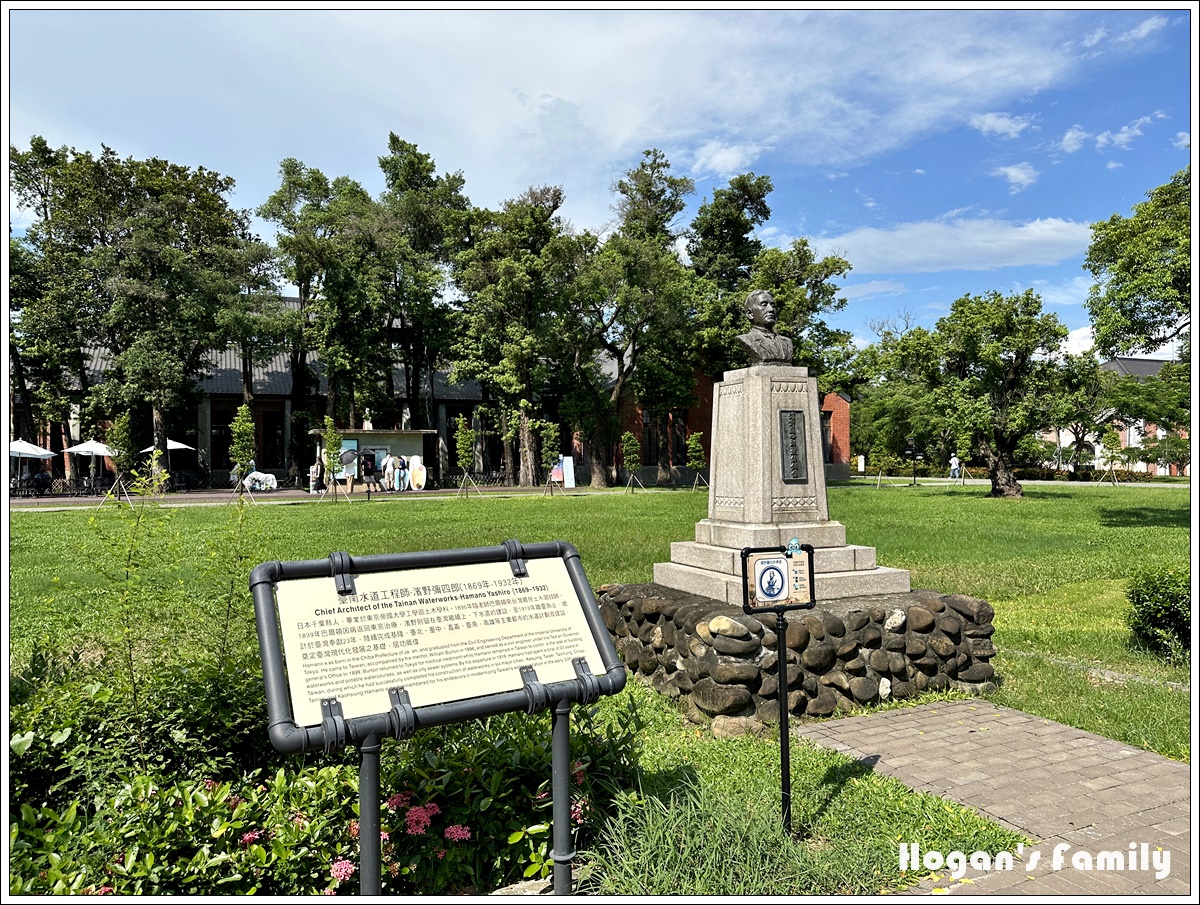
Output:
(744, 289), (778, 331)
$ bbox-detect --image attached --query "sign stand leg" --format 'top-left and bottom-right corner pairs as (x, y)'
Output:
(776, 612), (792, 835)
(360, 732), (382, 896)
(550, 697), (574, 895)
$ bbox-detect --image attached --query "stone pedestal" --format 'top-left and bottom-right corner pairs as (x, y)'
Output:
(654, 365), (910, 604)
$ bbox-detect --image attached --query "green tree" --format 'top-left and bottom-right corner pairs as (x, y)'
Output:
(612, 148), (695, 242)
(562, 151), (699, 487)
(91, 155), (254, 467)
(257, 159), (333, 473)
(455, 414), (475, 474)
(229, 405), (256, 488)
(1085, 165), (1190, 357)
(1047, 353), (1119, 471)
(106, 411), (135, 480)
(10, 139), (126, 454)
(913, 290), (1068, 497)
(11, 139), (258, 471)
(452, 186), (574, 486)
(686, 173), (773, 293)
(214, 236), (288, 407)
(321, 416), (343, 500)
(620, 431), (642, 476)
(376, 134), (471, 429)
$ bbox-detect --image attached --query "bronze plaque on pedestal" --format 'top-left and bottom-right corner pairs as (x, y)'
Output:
(779, 410), (808, 484)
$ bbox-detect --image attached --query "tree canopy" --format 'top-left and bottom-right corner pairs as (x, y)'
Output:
(1085, 165), (1191, 357)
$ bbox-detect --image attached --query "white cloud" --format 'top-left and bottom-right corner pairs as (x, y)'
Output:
(691, 140), (765, 178)
(1030, 275), (1092, 308)
(1095, 116), (1153, 150)
(815, 217), (1092, 274)
(1106, 160), (1124, 170)
(913, 168), (926, 175)
(1060, 125), (1091, 153)
(990, 162), (1039, 193)
(1117, 16), (1168, 43)
(1061, 326), (1095, 356)
(970, 112), (1035, 139)
(1172, 132), (1191, 150)
(840, 280), (908, 302)
(1080, 28), (1107, 48)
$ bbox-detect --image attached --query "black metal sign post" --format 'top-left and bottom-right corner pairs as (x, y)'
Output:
(741, 538), (816, 835)
(250, 540), (626, 896)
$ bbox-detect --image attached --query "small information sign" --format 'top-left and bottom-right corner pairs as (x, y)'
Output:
(741, 539), (815, 613)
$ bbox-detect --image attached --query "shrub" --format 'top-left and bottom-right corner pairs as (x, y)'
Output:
(1126, 568), (1190, 661)
(9, 641), (277, 810)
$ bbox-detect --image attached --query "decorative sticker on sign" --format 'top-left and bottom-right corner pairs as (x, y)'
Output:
(274, 558), (604, 726)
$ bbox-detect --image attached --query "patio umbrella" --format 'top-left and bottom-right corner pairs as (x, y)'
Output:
(65, 440), (116, 482)
(10, 439), (54, 459)
(10, 440), (54, 484)
(139, 439), (196, 471)
(65, 439), (116, 457)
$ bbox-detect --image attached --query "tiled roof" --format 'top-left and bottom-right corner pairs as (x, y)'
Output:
(1100, 357), (1172, 378)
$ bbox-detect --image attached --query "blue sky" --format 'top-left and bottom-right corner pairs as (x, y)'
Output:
(6, 6), (1196, 359)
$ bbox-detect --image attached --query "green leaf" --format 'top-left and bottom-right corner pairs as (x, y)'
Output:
(10, 732), (35, 756)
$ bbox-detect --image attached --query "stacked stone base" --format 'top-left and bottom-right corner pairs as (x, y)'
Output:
(597, 583), (997, 731)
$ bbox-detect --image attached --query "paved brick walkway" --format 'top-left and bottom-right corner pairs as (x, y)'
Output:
(792, 699), (1191, 896)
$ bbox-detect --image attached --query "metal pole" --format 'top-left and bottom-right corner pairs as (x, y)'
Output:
(550, 697), (574, 895)
(359, 732), (382, 896)
(777, 611), (792, 834)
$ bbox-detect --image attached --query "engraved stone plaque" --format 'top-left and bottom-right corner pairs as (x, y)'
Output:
(779, 410), (808, 483)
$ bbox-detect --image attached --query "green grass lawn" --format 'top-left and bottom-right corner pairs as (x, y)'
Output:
(7, 482), (1189, 893)
(9, 482), (1191, 759)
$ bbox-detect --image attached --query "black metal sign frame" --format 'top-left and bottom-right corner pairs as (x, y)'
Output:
(739, 540), (816, 835)
(250, 539), (626, 895)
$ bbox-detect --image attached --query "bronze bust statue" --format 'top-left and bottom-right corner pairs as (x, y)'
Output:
(735, 289), (793, 366)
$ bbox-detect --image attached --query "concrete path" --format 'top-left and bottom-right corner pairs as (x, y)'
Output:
(792, 699), (1191, 896)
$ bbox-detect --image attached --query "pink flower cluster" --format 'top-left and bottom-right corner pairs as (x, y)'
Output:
(386, 791), (414, 811)
(571, 798), (590, 825)
(348, 819), (360, 839)
(404, 802), (441, 835)
(443, 824), (471, 842)
(240, 829), (264, 846)
(330, 859), (356, 882)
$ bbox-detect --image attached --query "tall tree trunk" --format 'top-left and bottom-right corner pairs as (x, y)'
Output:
(982, 441), (1023, 497)
(9, 348), (38, 440)
(500, 410), (515, 486)
(241, 348), (254, 406)
(152, 404), (168, 479)
(518, 409), (538, 487)
(587, 431), (609, 488)
(656, 412), (672, 485)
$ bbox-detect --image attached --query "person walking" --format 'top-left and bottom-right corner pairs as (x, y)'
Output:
(949, 454), (961, 480)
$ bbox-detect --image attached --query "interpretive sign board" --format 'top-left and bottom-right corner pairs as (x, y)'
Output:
(740, 539), (816, 613)
(276, 557), (605, 727)
(251, 540), (626, 754)
(251, 541), (625, 896)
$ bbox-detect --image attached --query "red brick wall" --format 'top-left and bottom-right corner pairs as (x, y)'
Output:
(821, 393), (851, 466)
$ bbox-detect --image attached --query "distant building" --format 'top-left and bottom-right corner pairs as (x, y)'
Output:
(1049, 357), (1188, 477)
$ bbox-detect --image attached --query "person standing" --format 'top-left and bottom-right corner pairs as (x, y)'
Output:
(949, 454), (961, 479)
(382, 451), (396, 492)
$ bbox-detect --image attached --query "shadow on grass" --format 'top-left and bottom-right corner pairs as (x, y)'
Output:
(792, 754), (880, 838)
(1097, 506), (1190, 529)
(634, 763), (702, 803)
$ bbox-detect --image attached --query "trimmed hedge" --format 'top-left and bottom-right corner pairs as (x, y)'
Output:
(1126, 568), (1190, 661)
